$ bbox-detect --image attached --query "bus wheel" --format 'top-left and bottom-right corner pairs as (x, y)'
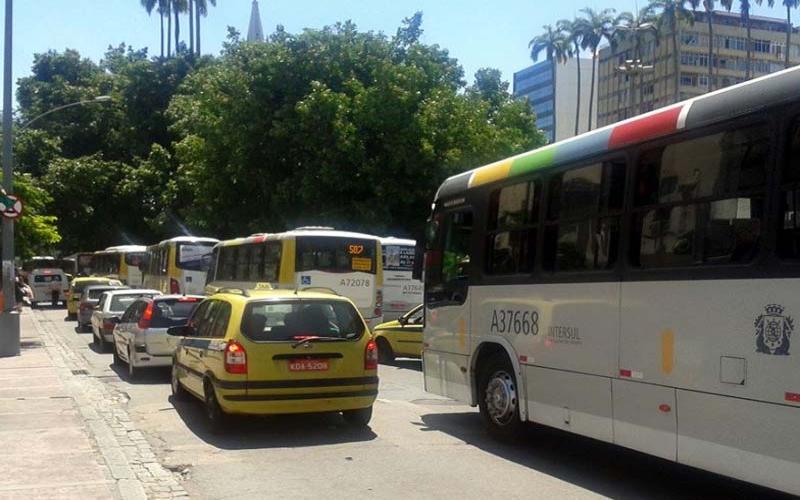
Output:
(478, 353), (523, 438)
(377, 337), (394, 364)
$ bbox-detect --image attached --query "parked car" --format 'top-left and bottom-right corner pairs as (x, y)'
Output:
(29, 268), (69, 307)
(67, 277), (123, 319)
(372, 304), (423, 362)
(112, 295), (204, 378)
(167, 289), (378, 431)
(91, 289), (162, 351)
(78, 285), (128, 331)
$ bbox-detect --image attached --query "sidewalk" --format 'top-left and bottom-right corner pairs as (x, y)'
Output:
(0, 310), (187, 500)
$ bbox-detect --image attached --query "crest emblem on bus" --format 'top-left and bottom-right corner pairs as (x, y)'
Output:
(754, 304), (794, 356)
(301, 275), (311, 286)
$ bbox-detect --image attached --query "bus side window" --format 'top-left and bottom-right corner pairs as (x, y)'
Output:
(426, 209), (473, 305)
(778, 118), (800, 259)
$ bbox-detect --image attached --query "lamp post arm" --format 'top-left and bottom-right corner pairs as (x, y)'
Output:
(20, 100), (96, 132)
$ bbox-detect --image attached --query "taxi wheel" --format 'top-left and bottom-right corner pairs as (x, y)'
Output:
(342, 406), (373, 427)
(31, 302), (37, 309)
(112, 345), (121, 366)
(127, 347), (137, 380)
(377, 338), (395, 364)
(93, 332), (106, 353)
(171, 361), (189, 401)
(478, 354), (524, 439)
(204, 381), (227, 433)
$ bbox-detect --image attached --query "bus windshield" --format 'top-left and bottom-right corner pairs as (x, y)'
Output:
(176, 243), (215, 271)
(296, 236), (377, 274)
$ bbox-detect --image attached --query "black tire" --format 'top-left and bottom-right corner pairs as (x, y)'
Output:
(31, 301), (37, 309)
(67, 313), (76, 320)
(376, 337), (395, 364)
(93, 331), (106, 352)
(204, 380), (227, 433)
(171, 360), (189, 401)
(112, 345), (121, 366)
(342, 406), (373, 427)
(127, 347), (137, 380)
(478, 353), (524, 439)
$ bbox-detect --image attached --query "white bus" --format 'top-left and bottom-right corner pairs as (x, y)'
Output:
(142, 237), (219, 295)
(206, 227), (384, 329)
(93, 245), (148, 287)
(422, 66), (800, 495)
(380, 237), (422, 321)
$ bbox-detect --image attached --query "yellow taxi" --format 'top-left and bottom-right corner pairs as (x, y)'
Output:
(67, 276), (123, 319)
(168, 288), (379, 430)
(372, 304), (423, 362)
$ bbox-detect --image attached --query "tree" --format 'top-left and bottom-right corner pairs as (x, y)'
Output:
(195, 0), (216, 54)
(0, 174), (61, 259)
(783, 0), (799, 69)
(189, 0), (195, 54)
(577, 8), (616, 130)
(164, 0), (172, 57)
(172, 0), (188, 54)
(613, 10), (658, 115)
(752, 1), (776, 76)
(529, 24), (569, 138)
(169, 20), (544, 239)
(702, 1), (716, 90)
(646, 0), (694, 102)
(558, 19), (582, 136)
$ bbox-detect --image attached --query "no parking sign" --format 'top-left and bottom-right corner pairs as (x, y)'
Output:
(0, 193), (23, 219)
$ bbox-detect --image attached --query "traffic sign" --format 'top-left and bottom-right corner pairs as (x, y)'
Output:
(0, 194), (23, 219)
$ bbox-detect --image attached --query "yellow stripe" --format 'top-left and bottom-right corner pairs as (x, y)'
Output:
(661, 329), (674, 375)
(279, 238), (296, 285)
(468, 159), (512, 188)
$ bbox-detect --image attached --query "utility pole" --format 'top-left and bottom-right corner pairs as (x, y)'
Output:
(0, 0), (17, 357)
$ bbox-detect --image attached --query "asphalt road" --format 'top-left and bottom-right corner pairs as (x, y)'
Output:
(38, 305), (792, 500)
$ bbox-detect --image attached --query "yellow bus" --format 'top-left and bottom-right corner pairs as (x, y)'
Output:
(206, 227), (385, 329)
(142, 237), (219, 295)
(92, 246), (148, 287)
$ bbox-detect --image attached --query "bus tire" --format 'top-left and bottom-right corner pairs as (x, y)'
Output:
(478, 353), (524, 439)
(377, 337), (395, 363)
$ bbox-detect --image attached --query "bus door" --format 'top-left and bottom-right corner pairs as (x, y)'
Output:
(423, 207), (473, 401)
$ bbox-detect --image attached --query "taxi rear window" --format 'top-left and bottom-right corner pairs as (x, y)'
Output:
(241, 300), (365, 342)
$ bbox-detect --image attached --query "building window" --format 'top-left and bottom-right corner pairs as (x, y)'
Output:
(680, 74), (695, 86)
(753, 39), (771, 53)
(698, 75), (709, 88)
(682, 33), (698, 46)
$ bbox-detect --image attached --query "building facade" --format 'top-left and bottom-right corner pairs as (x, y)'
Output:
(597, 10), (800, 127)
(513, 58), (596, 143)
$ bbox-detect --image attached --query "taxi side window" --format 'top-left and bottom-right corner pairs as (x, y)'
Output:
(194, 301), (220, 337)
(209, 302), (232, 338)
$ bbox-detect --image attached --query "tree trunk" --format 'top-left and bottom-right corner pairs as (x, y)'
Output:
(574, 44), (581, 136)
(588, 50), (597, 130)
(167, 8), (172, 57)
(787, 6), (792, 69)
(746, 18), (752, 79)
(189, 0), (194, 54)
(196, 2), (201, 55)
(160, 10), (165, 58)
(707, 11), (714, 91)
(175, 9), (181, 54)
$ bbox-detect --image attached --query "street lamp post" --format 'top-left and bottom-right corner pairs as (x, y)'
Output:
(0, 0), (15, 357)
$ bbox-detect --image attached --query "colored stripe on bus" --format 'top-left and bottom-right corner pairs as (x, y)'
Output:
(608, 105), (683, 149)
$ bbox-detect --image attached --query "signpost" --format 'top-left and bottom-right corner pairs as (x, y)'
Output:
(0, 192), (22, 219)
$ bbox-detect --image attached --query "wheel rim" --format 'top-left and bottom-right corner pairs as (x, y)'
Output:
(484, 370), (517, 426)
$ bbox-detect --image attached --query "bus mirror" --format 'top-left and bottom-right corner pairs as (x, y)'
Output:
(412, 244), (424, 281)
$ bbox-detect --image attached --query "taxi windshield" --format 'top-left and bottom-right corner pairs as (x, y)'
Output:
(241, 299), (365, 341)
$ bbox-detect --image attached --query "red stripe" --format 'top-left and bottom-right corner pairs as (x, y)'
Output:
(785, 392), (800, 403)
(619, 369), (632, 378)
(608, 106), (683, 149)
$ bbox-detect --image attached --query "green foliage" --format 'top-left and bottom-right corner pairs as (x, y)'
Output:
(0, 174), (61, 259)
(169, 19), (545, 239)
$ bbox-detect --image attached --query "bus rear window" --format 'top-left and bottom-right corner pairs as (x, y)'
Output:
(125, 252), (146, 267)
(34, 274), (62, 283)
(383, 245), (415, 272)
(177, 243), (214, 271)
(296, 237), (377, 274)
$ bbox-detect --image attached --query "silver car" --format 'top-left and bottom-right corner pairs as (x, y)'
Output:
(112, 295), (204, 379)
(91, 289), (162, 351)
(78, 285), (128, 331)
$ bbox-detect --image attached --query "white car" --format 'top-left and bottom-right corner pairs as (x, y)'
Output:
(29, 268), (69, 307)
(112, 295), (204, 379)
(91, 289), (162, 351)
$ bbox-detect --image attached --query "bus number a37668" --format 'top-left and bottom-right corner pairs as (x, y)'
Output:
(490, 309), (539, 335)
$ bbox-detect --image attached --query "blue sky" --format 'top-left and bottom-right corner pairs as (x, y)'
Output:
(1, 0), (790, 102)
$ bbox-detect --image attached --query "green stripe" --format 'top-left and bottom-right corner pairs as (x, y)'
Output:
(509, 147), (556, 176)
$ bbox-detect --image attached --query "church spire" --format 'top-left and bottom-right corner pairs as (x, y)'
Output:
(247, 0), (265, 42)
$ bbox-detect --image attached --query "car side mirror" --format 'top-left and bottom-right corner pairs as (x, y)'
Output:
(398, 316), (407, 326)
(167, 325), (193, 337)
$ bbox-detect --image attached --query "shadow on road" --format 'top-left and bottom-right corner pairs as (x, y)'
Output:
(419, 412), (791, 500)
(109, 363), (171, 385)
(380, 359), (422, 372)
(170, 395), (377, 450)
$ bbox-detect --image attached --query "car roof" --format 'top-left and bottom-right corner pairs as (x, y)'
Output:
(152, 294), (205, 301)
(73, 277), (119, 283)
(31, 268), (66, 274)
(104, 289), (161, 296)
(211, 289), (356, 305)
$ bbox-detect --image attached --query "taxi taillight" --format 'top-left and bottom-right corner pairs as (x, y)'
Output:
(138, 302), (154, 329)
(365, 339), (378, 370)
(225, 340), (247, 374)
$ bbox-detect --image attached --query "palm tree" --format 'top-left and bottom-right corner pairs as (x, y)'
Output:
(751, 1), (776, 76)
(702, 1), (716, 90)
(189, 0), (195, 54)
(140, 0), (159, 56)
(172, 0), (188, 54)
(164, 0), (172, 56)
(529, 25), (569, 139)
(614, 10), (658, 115)
(783, 0), (799, 69)
(558, 19), (583, 135)
(646, 1), (694, 103)
(195, 0), (217, 55)
(578, 8), (616, 130)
